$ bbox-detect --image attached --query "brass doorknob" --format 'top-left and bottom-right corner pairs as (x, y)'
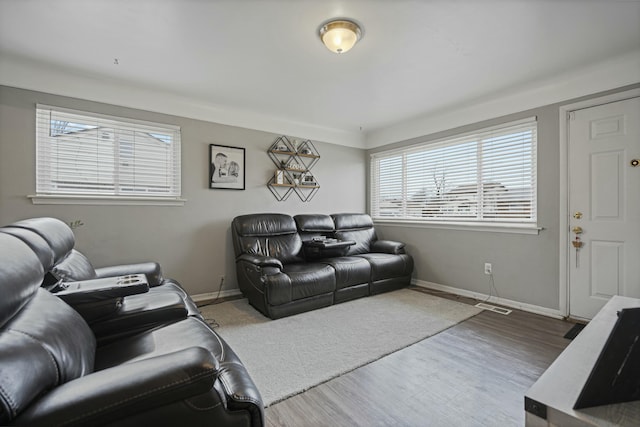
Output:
(572, 226), (583, 234)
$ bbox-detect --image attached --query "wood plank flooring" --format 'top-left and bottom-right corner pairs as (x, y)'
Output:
(265, 289), (575, 427)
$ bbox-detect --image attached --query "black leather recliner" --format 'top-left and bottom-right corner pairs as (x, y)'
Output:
(0, 232), (264, 426)
(232, 213), (413, 319)
(3, 217), (200, 316)
(1, 218), (203, 342)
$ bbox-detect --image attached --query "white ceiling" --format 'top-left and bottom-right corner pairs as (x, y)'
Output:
(1, 0), (639, 148)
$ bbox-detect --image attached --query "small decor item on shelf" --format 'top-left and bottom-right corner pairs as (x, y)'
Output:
(275, 169), (285, 185)
(275, 139), (289, 152)
(302, 174), (316, 186)
(287, 161), (296, 170)
(298, 140), (318, 157)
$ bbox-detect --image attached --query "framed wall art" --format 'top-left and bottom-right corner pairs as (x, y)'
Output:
(209, 144), (245, 190)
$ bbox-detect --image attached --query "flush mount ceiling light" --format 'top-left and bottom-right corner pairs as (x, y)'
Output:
(319, 19), (362, 54)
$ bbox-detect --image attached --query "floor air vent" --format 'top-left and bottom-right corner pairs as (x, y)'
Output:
(474, 302), (512, 315)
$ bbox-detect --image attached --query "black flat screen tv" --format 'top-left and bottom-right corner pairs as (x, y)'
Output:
(574, 306), (640, 409)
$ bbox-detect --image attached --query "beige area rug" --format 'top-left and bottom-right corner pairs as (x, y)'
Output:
(199, 288), (481, 407)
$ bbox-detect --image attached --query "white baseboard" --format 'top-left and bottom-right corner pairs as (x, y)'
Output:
(191, 288), (243, 304)
(413, 279), (565, 320)
(192, 282), (565, 319)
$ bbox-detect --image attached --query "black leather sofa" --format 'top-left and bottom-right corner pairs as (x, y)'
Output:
(232, 213), (413, 319)
(0, 219), (264, 426)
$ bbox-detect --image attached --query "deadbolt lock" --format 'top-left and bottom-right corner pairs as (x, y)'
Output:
(572, 226), (583, 234)
(573, 212), (583, 219)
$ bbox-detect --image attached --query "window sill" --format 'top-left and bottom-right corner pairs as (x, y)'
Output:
(28, 194), (186, 206)
(372, 219), (542, 235)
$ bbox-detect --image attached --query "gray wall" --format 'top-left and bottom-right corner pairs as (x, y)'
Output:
(368, 83), (639, 312)
(0, 86), (366, 296)
(3, 83), (638, 311)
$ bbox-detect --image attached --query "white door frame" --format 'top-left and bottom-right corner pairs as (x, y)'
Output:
(558, 88), (640, 318)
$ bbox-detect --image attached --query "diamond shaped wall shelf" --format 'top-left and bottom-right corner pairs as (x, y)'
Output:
(267, 136), (320, 202)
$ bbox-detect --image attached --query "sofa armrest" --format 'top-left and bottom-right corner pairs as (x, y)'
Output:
(55, 276), (149, 305)
(237, 253), (283, 270)
(217, 361), (265, 425)
(372, 240), (406, 255)
(15, 347), (219, 427)
(95, 262), (164, 287)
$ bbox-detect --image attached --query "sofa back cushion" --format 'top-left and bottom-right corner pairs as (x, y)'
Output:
(295, 214), (344, 259)
(0, 227), (55, 273)
(293, 214), (335, 241)
(0, 235), (96, 425)
(332, 213), (377, 255)
(232, 214), (303, 264)
(0, 234), (44, 328)
(51, 249), (98, 282)
(11, 217), (75, 264)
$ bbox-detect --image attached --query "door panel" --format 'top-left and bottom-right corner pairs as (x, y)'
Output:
(591, 151), (622, 219)
(590, 240), (622, 298)
(568, 96), (640, 320)
(590, 114), (625, 139)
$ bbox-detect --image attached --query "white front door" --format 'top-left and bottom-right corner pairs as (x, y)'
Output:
(568, 96), (640, 320)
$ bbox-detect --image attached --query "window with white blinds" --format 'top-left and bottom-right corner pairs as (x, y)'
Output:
(36, 105), (181, 200)
(370, 117), (537, 225)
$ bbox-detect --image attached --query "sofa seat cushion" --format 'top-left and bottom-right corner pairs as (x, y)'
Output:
(317, 257), (371, 290)
(355, 253), (413, 281)
(281, 263), (336, 301)
(94, 317), (238, 369)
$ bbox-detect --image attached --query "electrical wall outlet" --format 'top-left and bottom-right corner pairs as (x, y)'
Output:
(484, 263), (492, 275)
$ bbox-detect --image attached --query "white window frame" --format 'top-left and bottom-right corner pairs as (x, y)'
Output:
(30, 104), (185, 206)
(370, 117), (540, 234)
